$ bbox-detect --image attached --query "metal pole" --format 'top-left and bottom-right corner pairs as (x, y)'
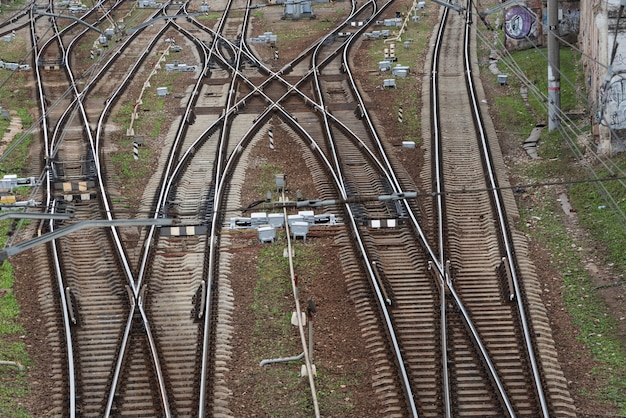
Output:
(307, 298), (316, 364)
(548, 0), (560, 131)
(308, 321), (314, 364)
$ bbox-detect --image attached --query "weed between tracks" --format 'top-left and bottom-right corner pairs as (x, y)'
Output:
(109, 69), (187, 205)
(250, 240), (360, 417)
(363, 5), (436, 145)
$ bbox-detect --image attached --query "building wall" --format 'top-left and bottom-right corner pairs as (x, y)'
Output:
(581, 0), (626, 153)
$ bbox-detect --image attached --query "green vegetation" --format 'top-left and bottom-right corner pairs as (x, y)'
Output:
(0, 66), (37, 177)
(253, 4), (349, 45)
(0, 0), (27, 10)
(109, 134), (152, 188)
(494, 44), (626, 413)
(570, 155), (626, 273)
(198, 12), (223, 20)
(0, 134), (33, 177)
(364, 9), (436, 144)
(250, 241), (364, 416)
(113, 102), (135, 127)
(255, 163), (283, 198)
(0, 38), (30, 64)
(0, 26), (34, 414)
(488, 47), (586, 141)
(0, 220), (31, 418)
(120, 8), (157, 33)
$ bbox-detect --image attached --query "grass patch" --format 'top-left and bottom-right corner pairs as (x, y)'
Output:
(113, 102), (136, 127)
(196, 13), (221, 21)
(363, 9), (438, 143)
(0, 134), (33, 177)
(254, 4), (349, 46)
(108, 134), (152, 190)
(518, 195), (626, 413)
(0, 218), (31, 418)
(0, 38), (30, 64)
(250, 241), (363, 416)
(119, 8), (157, 33)
(0, 37), (36, 416)
(569, 155), (626, 273)
(254, 163), (283, 198)
(0, 71), (36, 168)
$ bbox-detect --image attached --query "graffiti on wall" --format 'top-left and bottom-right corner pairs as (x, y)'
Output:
(559, 8), (580, 37)
(504, 5), (538, 40)
(598, 30), (626, 129)
(598, 72), (626, 129)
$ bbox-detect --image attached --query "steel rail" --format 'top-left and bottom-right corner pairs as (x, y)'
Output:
(309, 1), (379, 194)
(462, 1), (549, 415)
(24, 3), (162, 413)
(429, 3), (516, 416)
(47, 214), (78, 417)
(337, 3), (451, 286)
(171, 2), (458, 415)
(188, 2), (421, 413)
(307, 3), (418, 415)
(168, 0), (436, 414)
(0, 2), (32, 34)
(92, 16), (184, 418)
(168, 26), (393, 199)
(200, 98), (351, 411)
(171, 22), (414, 415)
(339, 3), (518, 412)
(430, 5), (451, 417)
(230, 7), (321, 410)
(54, 2), (165, 290)
(39, 5), (181, 415)
(185, 2), (400, 184)
(31, 3), (81, 413)
(196, 1), (273, 413)
(98, 2), (237, 414)
(324, 2), (525, 413)
(183, 11), (394, 409)
(30, 3), (56, 225)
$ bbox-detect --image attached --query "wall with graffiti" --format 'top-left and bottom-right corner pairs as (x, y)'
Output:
(502, 1), (543, 50)
(559, 5), (580, 39)
(597, 32), (626, 130)
(502, 1), (580, 51)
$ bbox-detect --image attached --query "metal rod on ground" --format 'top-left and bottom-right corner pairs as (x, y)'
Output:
(257, 175), (320, 417)
(282, 184), (320, 417)
(398, 105), (403, 123)
(307, 298), (316, 364)
(0, 360), (24, 371)
(133, 141), (139, 160)
(259, 351), (304, 366)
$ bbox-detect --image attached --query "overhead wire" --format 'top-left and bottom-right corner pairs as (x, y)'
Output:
(473, 5), (626, 229)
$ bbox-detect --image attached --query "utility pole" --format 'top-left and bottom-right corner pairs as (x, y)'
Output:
(548, 0), (560, 131)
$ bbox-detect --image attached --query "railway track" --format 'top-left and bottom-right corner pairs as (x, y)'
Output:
(5, 0), (579, 415)
(421, 2), (575, 416)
